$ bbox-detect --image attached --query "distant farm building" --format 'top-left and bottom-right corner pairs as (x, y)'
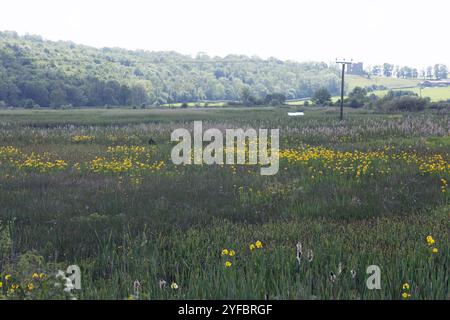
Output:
(347, 62), (365, 76)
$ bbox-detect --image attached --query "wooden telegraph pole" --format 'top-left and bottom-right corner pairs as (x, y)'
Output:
(336, 59), (352, 121)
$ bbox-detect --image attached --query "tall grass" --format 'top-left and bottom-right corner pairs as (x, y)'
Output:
(0, 108), (449, 299)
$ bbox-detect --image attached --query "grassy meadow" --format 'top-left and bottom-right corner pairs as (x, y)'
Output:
(374, 86), (450, 102)
(346, 75), (422, 90)
(0, 106), (449, 300)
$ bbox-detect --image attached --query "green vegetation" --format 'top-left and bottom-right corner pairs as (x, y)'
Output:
(1, 31), (448, 110)
(374, 87), (450, 102)
(0, 31), (341, 108)
(345, 75), (450, 103)
(347, 75), (421, 90)
(311, 87), (332, 106)
(289, 80), (449, 108)
(0, 107), (449, 299)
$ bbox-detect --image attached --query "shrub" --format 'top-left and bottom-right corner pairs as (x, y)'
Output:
(23, 99), (38, 109)
(265, 93), (286, 106)
(385, 90), (418, 99)
(347, 87), (368, 108)
(269, 99), (280, 106)
(378, 96), (429, 112)
(366, 84), (388, 92)
(224, 101), (241, 107)
(312, 88), (332, 106)
(429, 101), (450, 111)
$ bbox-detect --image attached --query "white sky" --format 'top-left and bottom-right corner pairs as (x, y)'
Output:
(0, 0), (449, 68)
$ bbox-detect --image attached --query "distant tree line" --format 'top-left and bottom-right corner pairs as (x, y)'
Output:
(369, 63), (448, 79)
(0, 31), (342, 108)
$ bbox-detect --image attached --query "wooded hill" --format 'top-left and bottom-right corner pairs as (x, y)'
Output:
(0, 31), (341, 108)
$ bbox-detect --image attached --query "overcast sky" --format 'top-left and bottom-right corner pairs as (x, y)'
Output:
(0, 0), (449, 68)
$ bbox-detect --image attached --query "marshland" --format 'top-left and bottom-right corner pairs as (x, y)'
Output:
(0, 107), (448, 299)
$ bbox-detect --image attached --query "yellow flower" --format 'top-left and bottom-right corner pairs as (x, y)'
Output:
(0, 281), (2, 288)
(225, 261), (232, 268)
(255, 240), (263, 249)
(402, 283), (410, 290)
(432, 248), (438, 254)
(402, 292), (411, 299)
(249, 243), (256, 251)
(32, 273), (39, 279)
(426, 235), (435, 246)
(72, 135), (95, 143)
(229, 250), (235, 257)
(39, 273), (46, 279)
(221, 249), (229, 256)
(27, 283), (34, 291)
(170, 282), (179, 290)
(5, 274), (11, 281)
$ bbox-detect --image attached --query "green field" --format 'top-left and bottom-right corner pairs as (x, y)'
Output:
(347, 75), (450, 102)
(373, 87), (450, 102)
(0, 107), (449, 300)
(346, 75), (422, 90)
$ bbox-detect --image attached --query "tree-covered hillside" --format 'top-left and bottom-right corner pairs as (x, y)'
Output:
(0, 31), (342, 108)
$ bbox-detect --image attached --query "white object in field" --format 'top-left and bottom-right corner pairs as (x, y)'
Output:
(287, 112), (304, 116)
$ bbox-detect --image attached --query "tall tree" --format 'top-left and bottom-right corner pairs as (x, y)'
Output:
(383, 63), (394, 77)
(312, 87), (332, 106)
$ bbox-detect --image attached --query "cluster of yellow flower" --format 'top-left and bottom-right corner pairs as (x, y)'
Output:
(279, 146), (450, 191)
(0, 147), (67, 173)
(0, 146), (20, 158)
(279, 146), (389, 178)
(426, 235), (438, 254)
(89, 145), (164, 176)
(417, 154), (448, 174)
(89, 156), (165, 174)
(106, 145), (146, 155)
(90, 156), (133, 173)
(15, 153), (68, 173)
(71, 135), (95, 143)
(221, 248), (236, 268)
(249, 240), (263, 251)
(0, 272), (46, 295)
(1, 144), (166, 178)
(219, 241), (264, 269)
(401, 283), (411, 299)
(440, 178), (447, 193)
